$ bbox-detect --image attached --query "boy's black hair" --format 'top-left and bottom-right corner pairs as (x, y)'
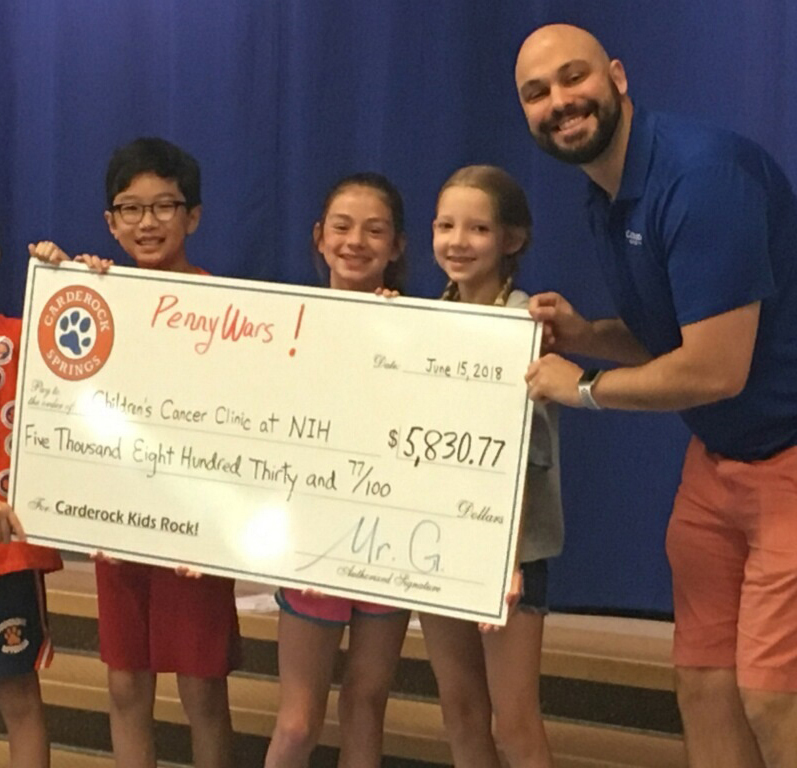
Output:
(105, 138), (201, 210)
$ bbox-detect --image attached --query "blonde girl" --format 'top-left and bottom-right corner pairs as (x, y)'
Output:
(421, 165), (564, 768)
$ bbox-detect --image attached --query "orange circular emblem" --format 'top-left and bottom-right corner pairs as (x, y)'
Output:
(38, 286), (115, 381)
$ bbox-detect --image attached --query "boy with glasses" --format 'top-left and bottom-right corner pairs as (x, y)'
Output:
(30, 138), (239, 768)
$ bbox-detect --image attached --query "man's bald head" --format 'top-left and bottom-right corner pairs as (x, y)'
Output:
(516, 24), (612, 83)
(514, 24), (629, 167)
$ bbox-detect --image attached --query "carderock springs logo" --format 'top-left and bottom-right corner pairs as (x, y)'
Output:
(38, 285), (115, 381)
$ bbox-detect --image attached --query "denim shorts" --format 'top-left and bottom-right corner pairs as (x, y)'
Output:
(517, 559), (549, 614)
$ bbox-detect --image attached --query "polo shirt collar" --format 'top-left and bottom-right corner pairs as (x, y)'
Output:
(615, 105), (655, 202)
(586, 104), (655, 205)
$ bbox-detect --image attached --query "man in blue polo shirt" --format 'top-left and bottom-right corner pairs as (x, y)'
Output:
(516, 23), (797, 768)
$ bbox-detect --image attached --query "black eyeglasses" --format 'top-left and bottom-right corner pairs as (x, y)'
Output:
(110, 200), (187, 224)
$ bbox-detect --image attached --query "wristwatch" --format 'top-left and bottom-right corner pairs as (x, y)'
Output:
(578, 368), (603, 410)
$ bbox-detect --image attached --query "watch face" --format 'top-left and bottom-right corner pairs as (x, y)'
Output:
(578, 369), (602, 409)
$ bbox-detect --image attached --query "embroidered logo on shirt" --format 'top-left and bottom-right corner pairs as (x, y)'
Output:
(625, 229), (643, 246)
(1, 618), (30, 654)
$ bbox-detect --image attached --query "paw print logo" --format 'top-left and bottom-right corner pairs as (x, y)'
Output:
(57, 309), (96, 358)
(37, 285), (115, 381)
(0, 618), (29, 654)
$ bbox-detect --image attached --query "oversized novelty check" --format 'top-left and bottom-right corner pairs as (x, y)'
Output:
(11, 262), (539, 623)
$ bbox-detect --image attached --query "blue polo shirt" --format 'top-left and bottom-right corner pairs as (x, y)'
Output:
(586, 107), (797, 460)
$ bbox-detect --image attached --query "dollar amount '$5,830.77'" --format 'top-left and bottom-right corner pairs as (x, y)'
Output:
(387, 427), (506, 469)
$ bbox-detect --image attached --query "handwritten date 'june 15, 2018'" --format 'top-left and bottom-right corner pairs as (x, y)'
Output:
(386, 427), (506, 469)
(424, 357), (503, 382)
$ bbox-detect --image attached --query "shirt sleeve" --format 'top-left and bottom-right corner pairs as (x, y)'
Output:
(500, 291), (554, 467)
(661, 163), (775, 326)
(528, 401), (555, 469)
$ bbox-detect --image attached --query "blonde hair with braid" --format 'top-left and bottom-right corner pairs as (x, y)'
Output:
(441, 274), (515, 306)
(436, 165), (532, 305)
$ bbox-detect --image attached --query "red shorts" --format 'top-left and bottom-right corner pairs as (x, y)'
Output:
(666, 438), (797, 691)
(96, 560), (240, 678)
(277, 587), (405, 626)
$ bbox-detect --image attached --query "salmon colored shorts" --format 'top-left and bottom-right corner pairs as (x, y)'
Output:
(276, 587), (406, 626)
(666, 437), (797, 691)
(96, 560), (240, 678)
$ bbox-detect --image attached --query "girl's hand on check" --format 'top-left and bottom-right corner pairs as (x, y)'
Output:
(301, 588), (327, 598)
(375, 287), (400, 298)
(478, 568), (523, 633)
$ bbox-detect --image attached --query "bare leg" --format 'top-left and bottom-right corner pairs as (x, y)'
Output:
(106, 668), (157, 768)
(0, 672), (49, 768)
(264, 611), (343, 768)
(337, 611), (409, 768)
(482, 612), (552, 768)
(741, 688), (797, 768)
(419, 614), (501, 768)
(676, 667), (765, 768)
(177, 674), (234, 768)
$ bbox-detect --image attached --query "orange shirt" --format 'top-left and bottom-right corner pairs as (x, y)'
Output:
(0, 315), (62, 575)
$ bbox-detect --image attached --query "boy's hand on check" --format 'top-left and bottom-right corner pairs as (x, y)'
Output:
(28, 240), (70, 264)
(28, 242), (113, 273)
(175, 566), (203, 579)
(90, 550), (121, 565)
(74, 254), (114, 272)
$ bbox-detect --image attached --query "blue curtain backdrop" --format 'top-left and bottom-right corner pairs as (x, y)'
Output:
(2, 0), (795, 614)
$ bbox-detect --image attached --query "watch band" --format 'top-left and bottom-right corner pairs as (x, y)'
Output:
(578, 368), (603, 410)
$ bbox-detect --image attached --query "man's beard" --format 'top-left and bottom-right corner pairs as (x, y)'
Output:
(532, 83), (622, 166)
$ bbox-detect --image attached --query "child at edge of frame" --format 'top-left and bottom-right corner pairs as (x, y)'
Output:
(0, 303), (63, 767)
